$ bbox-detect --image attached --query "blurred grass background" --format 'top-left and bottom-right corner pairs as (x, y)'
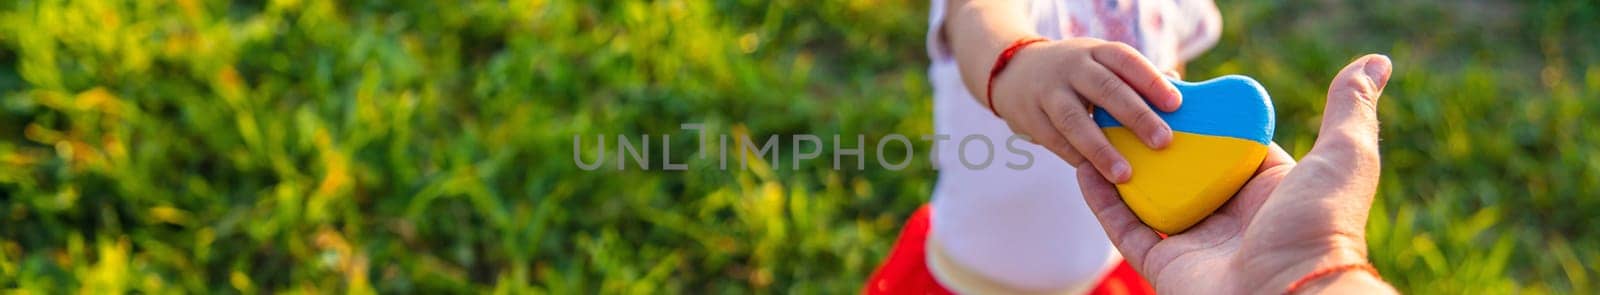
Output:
(0, 0), (1596, 293)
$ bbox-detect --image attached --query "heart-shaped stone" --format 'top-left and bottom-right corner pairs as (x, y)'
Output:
(1093, 75), (1275, 234)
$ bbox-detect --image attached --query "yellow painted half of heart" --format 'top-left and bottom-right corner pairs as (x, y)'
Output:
(1102, 127), (1268, 234)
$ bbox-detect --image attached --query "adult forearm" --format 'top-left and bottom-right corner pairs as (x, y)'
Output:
(942, 0), (1038, 102)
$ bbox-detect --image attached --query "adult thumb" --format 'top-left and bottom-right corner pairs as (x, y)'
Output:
(1309, 55), (1391, 168)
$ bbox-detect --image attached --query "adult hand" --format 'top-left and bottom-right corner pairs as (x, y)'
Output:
(1076, 54), (1396, 294)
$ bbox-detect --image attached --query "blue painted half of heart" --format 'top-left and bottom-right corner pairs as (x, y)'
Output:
(1092, 75), (1275, 144)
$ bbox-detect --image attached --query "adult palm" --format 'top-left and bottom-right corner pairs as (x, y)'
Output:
(1076, 55), (1394, 294)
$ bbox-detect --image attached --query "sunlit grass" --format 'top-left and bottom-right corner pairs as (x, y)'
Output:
(0, 0), (1595, 293)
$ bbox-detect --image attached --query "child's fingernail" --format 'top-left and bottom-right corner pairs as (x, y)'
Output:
(1111, 161), (1132, 183)
(1148, 128), (1171, 149)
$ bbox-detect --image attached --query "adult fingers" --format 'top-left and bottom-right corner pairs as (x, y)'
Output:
(1262, 55), (1392, 248)
(1070, 62), (1174, 150)
(1257, 143), (1295, 175)
(1306, 54), (1391, 186)
(1091, 42), (1183, 112)
(1227, 143), (1296, 222)
(1043, 92), (1132, 182)
(1076, 165), (1161, 273)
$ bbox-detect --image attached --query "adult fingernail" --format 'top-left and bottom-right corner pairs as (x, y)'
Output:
(1364, 55), (1392, 90)
(1111, 161), (1132, 183)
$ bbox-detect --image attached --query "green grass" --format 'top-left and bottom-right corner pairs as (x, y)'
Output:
(0, 0), (1596, 293)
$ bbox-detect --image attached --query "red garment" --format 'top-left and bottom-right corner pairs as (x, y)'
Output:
(863, 205), (1154, 295)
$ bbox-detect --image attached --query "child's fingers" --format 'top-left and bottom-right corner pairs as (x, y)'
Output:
(1041, 92), (1132, 183)
(1013, 108), (1087, 166)
(1091, 43), (1182, 112)
(1069, 63), (1172, 150)
(1075, 164), (1161, 274)
(1163, 69), (1182, 79)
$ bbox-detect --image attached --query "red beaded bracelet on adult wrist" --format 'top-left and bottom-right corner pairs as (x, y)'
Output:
(1282, 263), (1379, 294)
(985, 37), (1049, 118)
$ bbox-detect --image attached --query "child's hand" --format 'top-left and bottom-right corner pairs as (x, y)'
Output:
(989, 38), (1182, 183)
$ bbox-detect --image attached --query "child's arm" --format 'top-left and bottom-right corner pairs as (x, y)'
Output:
(942, 0), (1182, 182)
